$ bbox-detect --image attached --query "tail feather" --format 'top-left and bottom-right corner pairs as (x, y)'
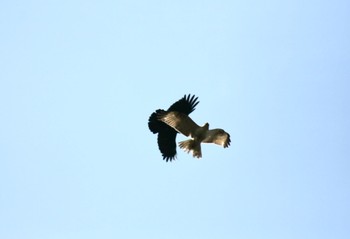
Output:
(179, 139), (202, 158)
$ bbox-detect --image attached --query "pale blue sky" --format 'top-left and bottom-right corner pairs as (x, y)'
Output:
(1, 1), (349, 238)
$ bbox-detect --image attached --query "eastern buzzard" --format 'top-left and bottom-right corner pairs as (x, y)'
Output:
(148, 95), (230, 160)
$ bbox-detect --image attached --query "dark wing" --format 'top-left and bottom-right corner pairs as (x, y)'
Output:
(203, 129), (231, 148)
(157, 111), (200, 137)
(148, 110), (177, 161)
(168, 94), (199, 114)
(148, 94), (199, 161)
(148, 94), (199, 134)
(157, 129), (177, 162)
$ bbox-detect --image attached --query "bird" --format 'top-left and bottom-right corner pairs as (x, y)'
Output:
(148, 94), (199, 161)
(156, 111), (231, 158)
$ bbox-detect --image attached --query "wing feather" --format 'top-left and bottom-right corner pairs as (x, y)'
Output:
(157, 130), (177, 161)
(203, 129), (231, 148)
(168, 94), (199, 114)
(157, 111), (200, 137)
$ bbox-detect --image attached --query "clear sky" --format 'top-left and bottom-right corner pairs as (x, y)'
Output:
(1, 0), (349, 238)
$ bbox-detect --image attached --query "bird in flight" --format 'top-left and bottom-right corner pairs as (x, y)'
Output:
(148, 94), (231, 161)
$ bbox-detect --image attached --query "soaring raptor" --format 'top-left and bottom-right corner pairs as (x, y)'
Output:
(148, 94), (231, 160)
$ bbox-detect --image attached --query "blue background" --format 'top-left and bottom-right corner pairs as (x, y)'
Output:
(1, 1), (349, 238)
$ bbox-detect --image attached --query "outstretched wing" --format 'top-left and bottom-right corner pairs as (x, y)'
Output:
(157, 129), (177, 161)
(168, 94), (199, 114)
(203, 129), (231, 148)
(157, 111), (200, 137)
(148, 94), (199, 161)
(148, 94), (199, 134)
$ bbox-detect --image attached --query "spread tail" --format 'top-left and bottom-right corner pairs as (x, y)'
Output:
(179, 139), (202, 158)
